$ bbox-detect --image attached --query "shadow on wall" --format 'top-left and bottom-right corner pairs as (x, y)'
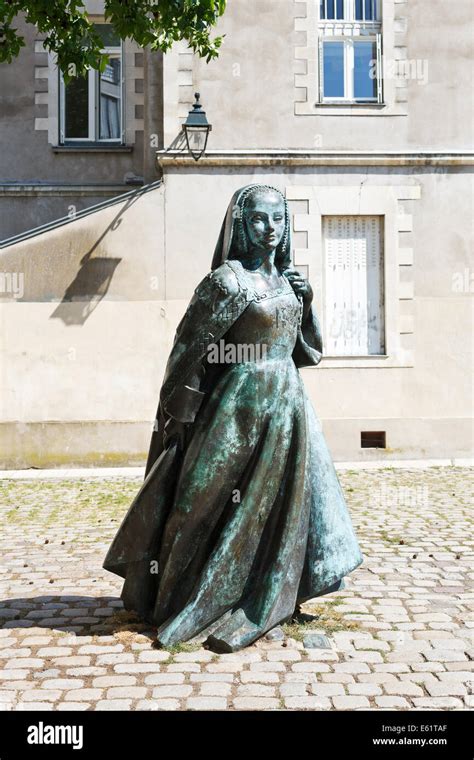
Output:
(50, 190), (145, 326)
(49, 257), (122, 325)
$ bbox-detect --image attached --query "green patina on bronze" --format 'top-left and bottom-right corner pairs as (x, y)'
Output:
(103, 184), (364, 652)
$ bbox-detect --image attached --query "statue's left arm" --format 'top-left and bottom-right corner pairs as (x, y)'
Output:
(284, 267), (323, 368)
(292, 304), (323, 368)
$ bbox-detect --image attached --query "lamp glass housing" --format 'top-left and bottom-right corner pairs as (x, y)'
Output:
(182, 92), (212, 161)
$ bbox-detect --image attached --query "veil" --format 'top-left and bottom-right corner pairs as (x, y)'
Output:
(211, 184), (292, 272)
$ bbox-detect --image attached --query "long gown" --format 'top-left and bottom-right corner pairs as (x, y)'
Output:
(117, 265), (364, 652)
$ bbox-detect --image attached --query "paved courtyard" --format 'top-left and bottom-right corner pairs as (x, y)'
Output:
(0, 466), (472, 712)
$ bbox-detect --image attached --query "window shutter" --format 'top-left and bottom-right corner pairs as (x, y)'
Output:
(59, 71), (64, 144)
(324, 217), (354, 355)
(366, 216), (385, 353)
(376, 32), (383, 103)
(318, 36), (324, 102)
(323, 216), (384, 356)
(121, 42), (126, 144)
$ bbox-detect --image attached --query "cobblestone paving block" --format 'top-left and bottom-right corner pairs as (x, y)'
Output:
(237, 683), (277, 697)
(374, 696), (411, 709)
(278, 682), (308, 697)
(249, 662), (286, 672)
(233, 697), (280, 710)
(96, 699), (133, 710)
(190, 672), (235, 683)
(186, 697), (228, 710)
(412, 697), (465, 709)
(332, 695), (371, 709)
(136, 699), (181, 710)
(284, 696), (332, 710)
(347, 683), (383, 696)
(198, 682), (233, 697)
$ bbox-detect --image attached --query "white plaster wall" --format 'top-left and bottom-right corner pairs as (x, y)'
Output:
(0, 186), (170, 467)
(162, 0), (473, 152)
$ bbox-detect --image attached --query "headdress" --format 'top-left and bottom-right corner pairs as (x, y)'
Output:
(211, 184), (292, 272)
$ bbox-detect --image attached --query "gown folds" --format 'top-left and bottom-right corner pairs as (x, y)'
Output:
(103, 184), (364, 652)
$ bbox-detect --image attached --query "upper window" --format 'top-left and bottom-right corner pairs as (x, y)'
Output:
(320, 0), (378, 21)
(59, 24), (123, 144)
(318, 0), (383, 104)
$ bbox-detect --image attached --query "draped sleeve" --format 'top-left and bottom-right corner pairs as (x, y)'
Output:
(159, 261), (250, 425)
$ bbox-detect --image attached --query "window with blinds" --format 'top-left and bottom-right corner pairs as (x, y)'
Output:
(322, 215), (385, 356)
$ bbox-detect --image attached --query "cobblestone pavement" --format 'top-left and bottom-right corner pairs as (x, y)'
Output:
(0, 467), (472, 712)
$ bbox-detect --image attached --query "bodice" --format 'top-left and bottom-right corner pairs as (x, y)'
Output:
(221, 265), (303, 362)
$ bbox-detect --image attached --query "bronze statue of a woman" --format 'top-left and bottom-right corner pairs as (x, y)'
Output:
(103, 184), (364, 653)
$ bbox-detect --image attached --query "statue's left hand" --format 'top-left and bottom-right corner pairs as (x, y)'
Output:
(285, 268), (313, 318)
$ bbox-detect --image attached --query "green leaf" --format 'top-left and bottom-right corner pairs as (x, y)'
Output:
(0, 0), (227, 71)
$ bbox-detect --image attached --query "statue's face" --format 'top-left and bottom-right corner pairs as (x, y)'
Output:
(243, 191), (286, 253)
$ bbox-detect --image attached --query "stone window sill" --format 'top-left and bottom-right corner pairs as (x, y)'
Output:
(53, 144), (133, 153)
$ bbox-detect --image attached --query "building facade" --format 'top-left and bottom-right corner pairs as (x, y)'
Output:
(0, 0), (472, 467)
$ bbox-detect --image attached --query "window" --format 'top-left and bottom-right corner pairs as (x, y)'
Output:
(318, 0), (383, 103)
(323, 216), (385, 356)
(320, 0), (378, 21)
(59, 24), (123, 143)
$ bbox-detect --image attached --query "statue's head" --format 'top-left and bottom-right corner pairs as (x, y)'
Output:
(212, 184), (291, 272)
(241, 187), (286, 255)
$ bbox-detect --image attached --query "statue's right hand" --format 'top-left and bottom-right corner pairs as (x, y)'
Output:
(163, 417), (188, 450)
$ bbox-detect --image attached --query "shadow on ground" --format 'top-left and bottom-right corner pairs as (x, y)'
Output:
(0, 595), (159, 642)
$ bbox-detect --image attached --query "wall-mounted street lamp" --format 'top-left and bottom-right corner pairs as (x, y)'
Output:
(182, 92), (212, 161)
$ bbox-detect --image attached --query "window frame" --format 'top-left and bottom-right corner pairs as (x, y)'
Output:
(321, 214), (386, 358)
(286, 182), (420, 370)
(319, 0), (380, 22)
(318, 0), (383, 105)
(59, 40), (125, 145)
